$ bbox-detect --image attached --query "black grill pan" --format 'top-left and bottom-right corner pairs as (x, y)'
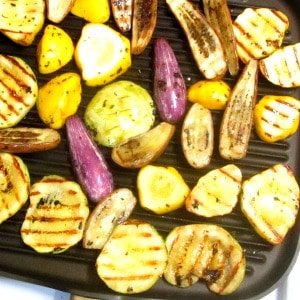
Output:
(0, 1), (300, 299)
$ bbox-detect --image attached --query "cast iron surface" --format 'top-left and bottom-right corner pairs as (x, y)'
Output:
(0, 1), (300, 299)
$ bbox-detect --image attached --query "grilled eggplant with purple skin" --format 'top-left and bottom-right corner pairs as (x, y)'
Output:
(66, 115), (114, 203)
(131, 0), (157, 54)
(219, 59), (259, 160)
(166, 0), (227, 79)
(153, 38), (187, 123)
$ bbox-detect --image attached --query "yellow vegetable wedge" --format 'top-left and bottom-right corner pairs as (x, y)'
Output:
(0, 0), (45, 46)
(185, 164), (242, 217)
(37, 24), (74, 74)
(219, 59), (259, 160)
(166, 0), (227, 79)
(137, 165), (190, 214)
(131, 0), (157, 55)
(75, 23), (131, 86)
(96, 219), (168, 294)
(240, 164), (300, 244)
(0, 153), (30, 225)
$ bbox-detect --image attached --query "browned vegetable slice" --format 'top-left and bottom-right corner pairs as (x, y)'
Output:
(181, 103), (213, 169)
(111, 0), (133, 32)
(111, 122), (175, 168)
(164, 224), (246, 295)
(0, 127), (61, 153)
(203, 0), (239, 76)
(219, 59), (259, 160)
(166, 0), (227, 79)
(131, 0), (157, 54)
(186, 164), (242, 217)
(83, 188), (137, 249)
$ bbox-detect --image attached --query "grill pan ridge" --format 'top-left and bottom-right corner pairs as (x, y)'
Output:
(0, 1), (300, 299)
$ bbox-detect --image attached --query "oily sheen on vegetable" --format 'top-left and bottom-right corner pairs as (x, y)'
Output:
(66, 115), (114, 203)
(153, 38), (187, 123)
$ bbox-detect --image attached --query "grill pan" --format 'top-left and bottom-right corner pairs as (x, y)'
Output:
(0, 0), (300, 299)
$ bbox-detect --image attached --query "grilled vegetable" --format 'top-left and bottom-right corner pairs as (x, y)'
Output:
(153, 38), (187, 123)
(75, 23), (131, 86)
(0, 153), (30, 225)
(0, 55), (38, 129)
(164, 224), (246, 295)
(181, 103), (214, 169)
(241, 164), (300, 244)
(259, 43), (300, 88)
(166, 0), (227, 79)
(83, 188), (137, 249)
(66, 115), (114, 203)
(37, 72), (82, 129)
(131, 0), (157, 55)
(71, 0), (110, 23)
(111, 0), (133, 32)
(37, 24), (74, 74)
(187, 80), (231, 110)
(21, 175), (89, 254)
(233, 8), (289, 64)
(137, 165), (190, 214)
(203, 0), (239, 76)
(0, 0), (45, 46)
(219, 59), (259, 160)
(0, 127), (61, 153)
(111, 122), (175, 168)
(46, 0), (75, 23)
(186, 164), (242, 217)
(96, 219), (168, 294)
(254, 95), (300, 143)
(84, 80), (155, 147)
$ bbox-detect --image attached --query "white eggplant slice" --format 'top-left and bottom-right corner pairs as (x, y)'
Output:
(0, 55), (38, 129)
(21, 175), (90, 254)
(219, 59), (259, 160)
(131, 0), (157, 55)
(111, 0), (133, 32)
(259, 43), (300, 88)
(186, 164), (242, 217)
(233, 8), (289, 63)
(166, 0), (227, 79)
(83, 188), (137, 249)
(241, 164), (300, 245)
(96, 219), (168, 294)
(46, 0), (75, 23)
(111, 122), (175, 168)
(164, 224), (246, 295)
(0, 153), (30, 225)
(181, 103), (214, 169)
(203, 0), (239, 76)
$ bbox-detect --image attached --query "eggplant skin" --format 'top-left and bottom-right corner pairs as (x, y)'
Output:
(153, 38), (187, 123)
(66, 115), (114, 203)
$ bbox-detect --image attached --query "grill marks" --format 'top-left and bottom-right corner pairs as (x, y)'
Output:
(0, 54), (38, 128)
(21, 175), (89, 254)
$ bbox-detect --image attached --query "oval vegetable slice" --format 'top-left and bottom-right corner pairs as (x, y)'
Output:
(66, 115), (114, 203)
(75, 23), (131, 86)
(240, 164), (300, 245)
(153, 38), (187, 123)
(254, 95), (300, 143)
(83, 188), (137, 249)
(84, 80), (155, 147)
(0, 153), (30, 225)
(164, 224), (246, 295)
(0, 54), (38, 129)
(181, 103), (214, 169)
(46, 0), (75, 23)
(96, 220), (168, 294)
(137, 165), (190, 214)
(21, 175), (90, 254)
(185, 164), (242, 217)
(111, 122), (175, 168)
(111, 0), (132, 32)
(187, 80), (231, 110)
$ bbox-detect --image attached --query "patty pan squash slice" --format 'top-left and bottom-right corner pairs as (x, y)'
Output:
(75, 23), (131, 86)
